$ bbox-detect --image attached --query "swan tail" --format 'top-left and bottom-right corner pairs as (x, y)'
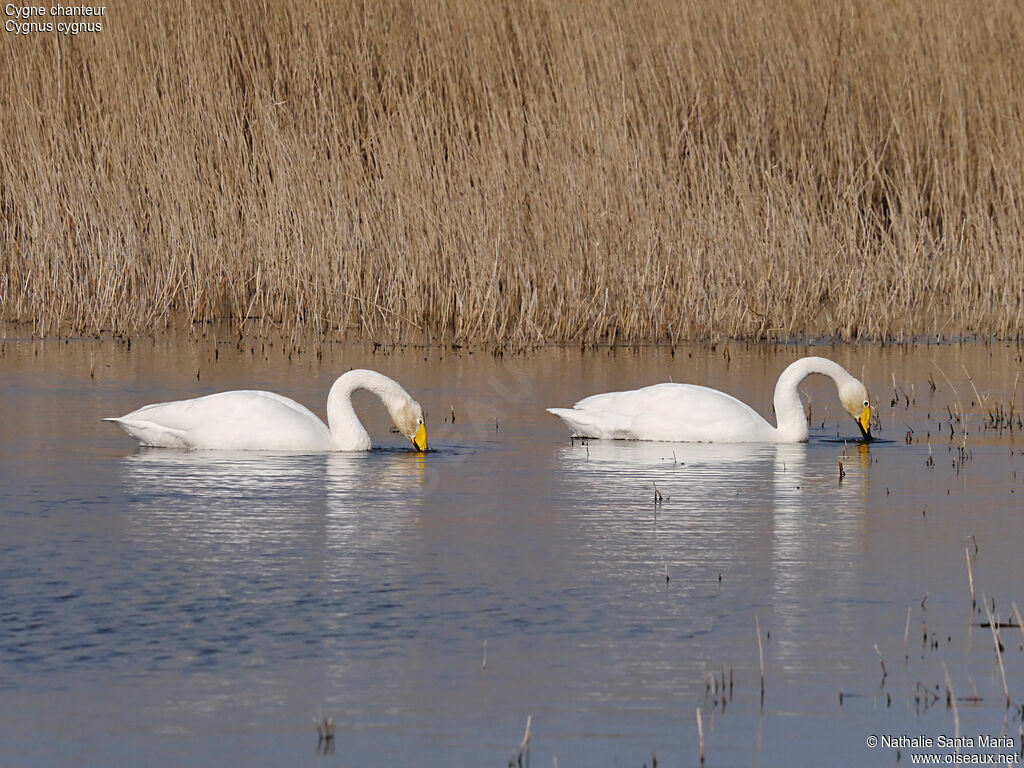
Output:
(546, 407), (603, 439)
(104, 417), (191, 448)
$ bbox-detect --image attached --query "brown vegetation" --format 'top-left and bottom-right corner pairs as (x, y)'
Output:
(2, 0), (1023, 346)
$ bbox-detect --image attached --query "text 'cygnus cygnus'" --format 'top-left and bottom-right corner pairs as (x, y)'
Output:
(547, 356), (871, 443)
(105, 369), (428, 451)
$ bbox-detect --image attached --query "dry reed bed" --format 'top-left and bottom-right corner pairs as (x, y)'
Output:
(2, 0), (1023, 347)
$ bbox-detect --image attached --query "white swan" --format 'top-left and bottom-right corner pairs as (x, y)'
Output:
(104, 369), (428, 451)
(547, 356), (871, 443)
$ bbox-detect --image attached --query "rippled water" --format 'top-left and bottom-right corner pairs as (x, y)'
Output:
(2, 338), (1023, 766)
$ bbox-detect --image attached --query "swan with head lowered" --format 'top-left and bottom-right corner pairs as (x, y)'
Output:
(105, 369), (428, 451)
(547, 356), (871, 443)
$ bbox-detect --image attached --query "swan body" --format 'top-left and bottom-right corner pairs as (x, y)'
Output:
(105, 369), (428, 451)
(547, 356), (871, 444)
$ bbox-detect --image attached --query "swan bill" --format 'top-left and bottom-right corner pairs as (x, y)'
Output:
(856, 404), (872, 441)
(412, 422), (428, 452)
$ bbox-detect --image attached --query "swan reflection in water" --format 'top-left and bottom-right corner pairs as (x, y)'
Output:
(551, 439), (818, 511)
(551, 436), (867, 520)
(770, 442), (870, 674)
(117, 448), (428, 552)
(108, 448), (430, 716)
(551, 438), (870, 672)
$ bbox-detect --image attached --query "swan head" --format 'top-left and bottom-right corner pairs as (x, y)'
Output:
(838, 380), (872, 441)
(389, 398), (428, 452)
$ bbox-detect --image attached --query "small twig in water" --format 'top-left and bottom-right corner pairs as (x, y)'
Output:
(943, 664), (960, 749)
(904, 606), (912, 662)
(756, 614), (765, 705)
(696, 708), (705, 768)
(982, 593), (1012, 708)
(966, 547), (976, 608)
(314, 713), (335, 754)
(1011, 603), (1024, 650)
(510, 715), (532, 768)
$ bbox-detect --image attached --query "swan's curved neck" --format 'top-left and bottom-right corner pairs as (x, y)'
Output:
(326, 369), (412, 450)
(773, 357), (857, 441)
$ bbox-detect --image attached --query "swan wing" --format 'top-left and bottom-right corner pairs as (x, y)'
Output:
(108, 390), (334, 450)
(550, 383), (777, 442)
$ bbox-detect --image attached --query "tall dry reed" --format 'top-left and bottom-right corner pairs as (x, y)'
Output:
(2, 0), (1023, 347)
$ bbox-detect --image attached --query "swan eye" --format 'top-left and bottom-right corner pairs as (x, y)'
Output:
(863, 400), (869, 407)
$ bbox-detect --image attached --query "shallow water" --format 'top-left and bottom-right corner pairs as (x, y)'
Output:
(2, 337), (1023, 767)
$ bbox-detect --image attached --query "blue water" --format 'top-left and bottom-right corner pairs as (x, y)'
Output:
(2, 338), (1023, 766)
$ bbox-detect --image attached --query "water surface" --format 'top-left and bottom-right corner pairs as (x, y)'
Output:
(2, 338), (1023, 766)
